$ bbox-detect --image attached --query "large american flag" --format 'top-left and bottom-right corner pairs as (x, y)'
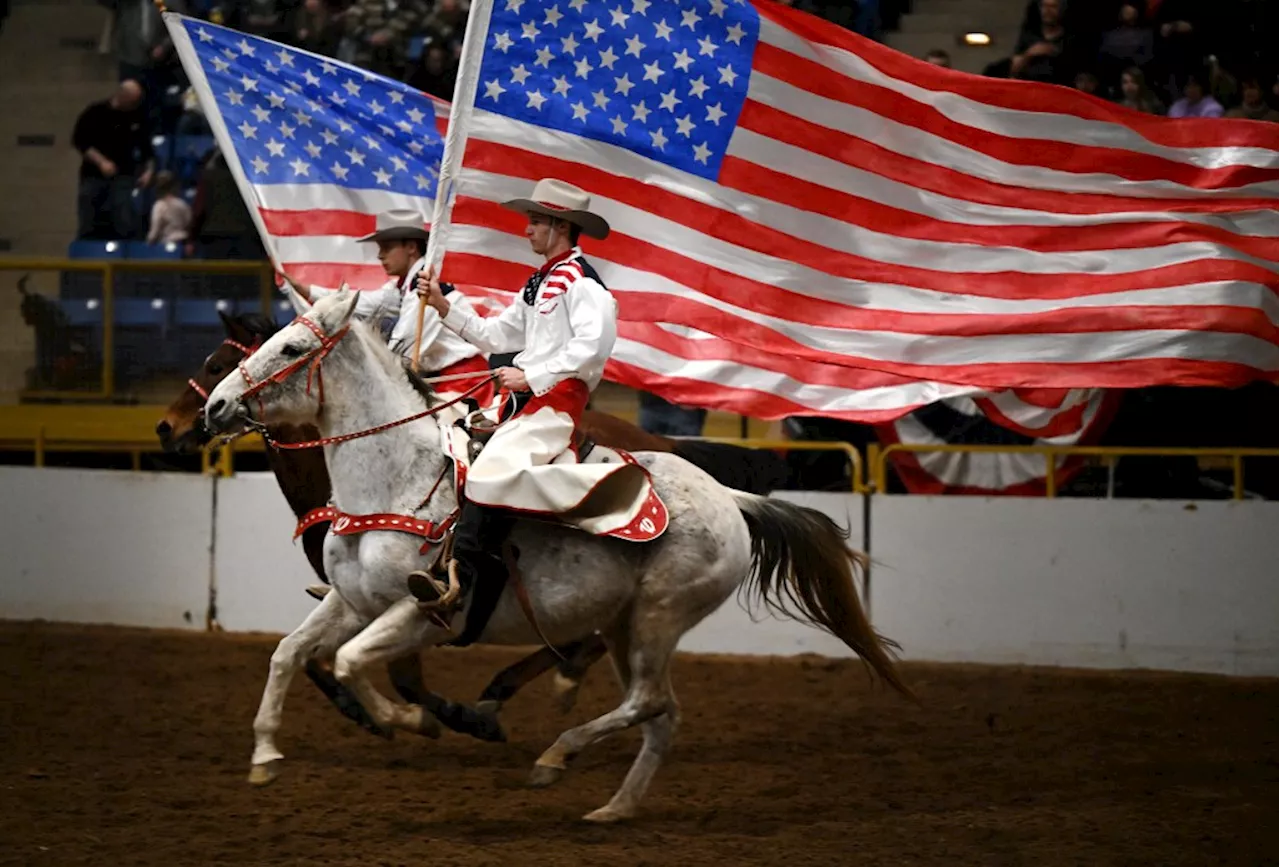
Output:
(166, 14), (451, 291)
(426, 0), (1277, 424)
(166, 5), (1275, 494)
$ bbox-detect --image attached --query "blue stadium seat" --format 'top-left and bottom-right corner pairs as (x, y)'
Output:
(407, 34), (426, 62)
(114, 297), (169, 327)
(124, 240), (184, 260)
(175, 298), (234, 327)
(61, 298), (104, 327)
(274, 298), (297, 325)
(173, 133), (216, 185)
(151, 134), (171, 172)
(67, 239), (126, 259)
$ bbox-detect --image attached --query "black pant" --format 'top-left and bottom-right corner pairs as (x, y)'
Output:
(77, 175), (137, 240)
(451, 500), (516, 595)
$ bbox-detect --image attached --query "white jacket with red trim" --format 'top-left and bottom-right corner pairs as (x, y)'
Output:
(309, 256), (481, 374)
(440, 247), (618, 396)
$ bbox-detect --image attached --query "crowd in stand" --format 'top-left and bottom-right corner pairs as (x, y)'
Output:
(963, 0), (1278, 120)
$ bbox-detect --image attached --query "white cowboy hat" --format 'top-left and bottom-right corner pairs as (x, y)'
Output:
(355, 209), (430, 243)
(500, 178), (610, 240)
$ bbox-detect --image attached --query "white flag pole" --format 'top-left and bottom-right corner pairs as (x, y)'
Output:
(409, 0), (494, 369)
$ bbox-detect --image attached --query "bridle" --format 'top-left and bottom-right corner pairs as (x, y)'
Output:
(186, 337), (261, 402)
(227, 314), (495, 452)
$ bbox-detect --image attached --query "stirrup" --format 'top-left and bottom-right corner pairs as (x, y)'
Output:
(407, 558), (462, 610)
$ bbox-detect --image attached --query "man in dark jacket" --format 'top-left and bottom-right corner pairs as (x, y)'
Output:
(72, 79), (154, 239)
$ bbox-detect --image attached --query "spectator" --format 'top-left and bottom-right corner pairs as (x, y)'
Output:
(407, 42), (457, 101)
(1117, 66), (1165, 114)
(421, 0), (468, 55)
(187, 146), (266, 260)
(923, 48), (951, 68)
(1010, 0), (1075, 85)
(146, 171), (192, 245)
(222, 0), (297, 42)
(294, 0), (344, 57)
(1074, 70), (1101, 96)
(72, 79), (155, 240)
(1150, 0), (1205, 99)
(107, 0), (187, 126)
(1226, 76), (1279, 122)
(1097, 3), (1154, 89)
(637, 392), (707, 438)
(1168, 70), (1224, 118)
(342, 0), (429, 79)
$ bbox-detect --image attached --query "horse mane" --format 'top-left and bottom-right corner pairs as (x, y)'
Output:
(341, 318), (436, 409)
(235, 312), (279, 341)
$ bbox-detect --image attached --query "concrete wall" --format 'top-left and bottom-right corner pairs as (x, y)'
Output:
(0, 467), (1274, 676)
(0, 467), (211, 629)
(869, 497), (1278, 676)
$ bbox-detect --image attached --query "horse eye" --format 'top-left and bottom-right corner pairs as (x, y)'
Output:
(280, 344), (304, 358)
(206, 361), (224, 376)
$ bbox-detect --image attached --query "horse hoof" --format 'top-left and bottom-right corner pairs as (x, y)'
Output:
(527, 763), (564, 788)
(247, 761), (280, 787)
(583, 805), (632, 824)
(474, 699), (502, 715)
(416, 707), (442, 740)
(305, 584), (330, 601)
(471, 710), (508, 744)
(552, 672), (581, 715)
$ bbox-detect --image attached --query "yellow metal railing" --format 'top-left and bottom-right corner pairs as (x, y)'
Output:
(868, 442), (1279, 500)
(2, 257), (273, 401)
(681, 437), (865, 493)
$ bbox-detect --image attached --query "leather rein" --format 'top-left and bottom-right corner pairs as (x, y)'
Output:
(229, 314), (496, 452)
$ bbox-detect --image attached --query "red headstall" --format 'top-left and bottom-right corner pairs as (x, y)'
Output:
(238, 315), (350, 413)
(187, 337), (261, 402)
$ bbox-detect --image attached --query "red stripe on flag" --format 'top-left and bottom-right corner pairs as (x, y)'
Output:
(756, 0), (1280, 152)
(751, 42), (1274, 191)
(260, 209), (376, 237)
(734, 101), (1277, 217)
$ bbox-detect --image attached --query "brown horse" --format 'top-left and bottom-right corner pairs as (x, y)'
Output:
(158, 311), (788, 741)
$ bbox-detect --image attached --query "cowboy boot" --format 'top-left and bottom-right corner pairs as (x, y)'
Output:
(407, 502), (512, 617)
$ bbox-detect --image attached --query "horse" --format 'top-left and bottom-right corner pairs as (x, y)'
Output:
(202, 291), (910, 822)
(157, 310), (789, 742)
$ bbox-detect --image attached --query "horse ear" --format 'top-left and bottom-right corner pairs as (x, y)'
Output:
(334, 287), (361, 326)
(218, 309), (237, 334)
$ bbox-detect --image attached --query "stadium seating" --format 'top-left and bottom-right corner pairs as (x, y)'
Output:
(67, 239), (126, 259)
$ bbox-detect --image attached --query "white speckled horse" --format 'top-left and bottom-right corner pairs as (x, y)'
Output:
(204, 290), (911, 823)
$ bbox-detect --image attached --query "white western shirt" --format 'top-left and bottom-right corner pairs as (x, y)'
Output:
(440, 247), (618, 396)
(310, 256), (480, 373)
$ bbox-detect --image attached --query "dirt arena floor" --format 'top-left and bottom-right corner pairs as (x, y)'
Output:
(0, 621), (1274, 867)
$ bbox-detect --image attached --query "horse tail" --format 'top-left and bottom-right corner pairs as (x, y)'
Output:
(733, 493), (915, 700)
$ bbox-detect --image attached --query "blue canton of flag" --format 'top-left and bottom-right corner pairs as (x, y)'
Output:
(181, 19), (445, 197)
(477, 0), (760, 180)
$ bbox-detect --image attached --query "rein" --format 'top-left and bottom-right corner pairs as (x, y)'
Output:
(230, 314), (497, 452)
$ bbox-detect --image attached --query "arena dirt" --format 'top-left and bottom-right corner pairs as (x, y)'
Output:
(0, 622), (1273, 866)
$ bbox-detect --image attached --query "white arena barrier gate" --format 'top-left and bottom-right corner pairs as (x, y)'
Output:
(0, 467), (1274, 676)
(0, 467), (213, 629)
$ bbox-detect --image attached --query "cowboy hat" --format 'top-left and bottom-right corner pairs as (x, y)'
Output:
(500, 178), (610, 240)
(355, 209), (430, 243)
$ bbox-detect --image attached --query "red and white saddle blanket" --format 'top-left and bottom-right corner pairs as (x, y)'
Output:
(446, 379), (668, 542)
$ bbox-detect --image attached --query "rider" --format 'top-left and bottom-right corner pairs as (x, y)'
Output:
(278, 208), (495, 405)
(407, 178), (618, 616)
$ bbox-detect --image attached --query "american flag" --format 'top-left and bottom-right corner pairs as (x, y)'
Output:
(426, 0), (1277, 425)
(166, 14), (450, 291)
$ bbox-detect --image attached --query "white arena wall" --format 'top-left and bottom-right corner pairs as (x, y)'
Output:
(0, 467), (1274, 676)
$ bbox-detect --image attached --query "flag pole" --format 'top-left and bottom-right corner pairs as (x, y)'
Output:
(410, 0), (494, 371)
